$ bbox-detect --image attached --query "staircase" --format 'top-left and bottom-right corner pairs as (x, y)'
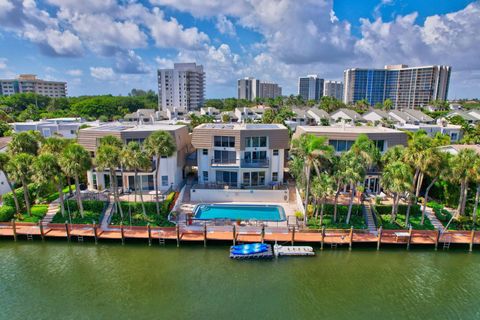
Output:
(363, 201), (377, 233)
(41, 201), (60, 225)
(424, 207), (444, 230)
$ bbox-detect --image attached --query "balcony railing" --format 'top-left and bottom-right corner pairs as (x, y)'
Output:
(210, 158), (240, 167)
(241, 158), (269, 168)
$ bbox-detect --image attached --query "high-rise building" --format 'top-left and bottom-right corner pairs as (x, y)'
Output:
(237, 78), (282, 101)
(298, 75), (323, 101)
(0, 74), (67, 97)
(157, 62), (205, 112)
(343, 65), (451, 109)
(323, 80), (343, 101)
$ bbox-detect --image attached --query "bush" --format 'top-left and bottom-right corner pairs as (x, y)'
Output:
(307, 204), (366, 229)
(0, 205), (15, 222)
(17, 204), (49, 223)
(3, 185), (36, 210)
(41, 185), (76, 203)
(52, 200), (106, 224)
(374, 204), (434, 230)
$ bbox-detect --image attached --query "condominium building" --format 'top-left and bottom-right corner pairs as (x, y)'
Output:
(323, 80), (343, 101)
(237, 77), (282, 101)
(192, 123), (289, 188)
(0, 74), (67, 97)
(298, 75), (323, 101)
(343, 65), (451, 109)
(157, 63), (205, 113)
(78, 123), (191, 192)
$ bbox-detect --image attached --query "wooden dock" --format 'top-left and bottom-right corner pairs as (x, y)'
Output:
(0, 221), (478, 251)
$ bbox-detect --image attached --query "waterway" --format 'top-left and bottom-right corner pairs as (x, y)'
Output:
(1, 241), (479, 319)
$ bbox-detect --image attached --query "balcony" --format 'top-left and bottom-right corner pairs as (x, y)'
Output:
(210, 158), (240, 167)
(241, 158), (270, 168)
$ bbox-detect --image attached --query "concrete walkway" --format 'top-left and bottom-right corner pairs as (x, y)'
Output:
(363, 201), (377, 233)
(424, 207), (444, 230)
(41, 200), (60, 225)
(100, 200), (115, 230)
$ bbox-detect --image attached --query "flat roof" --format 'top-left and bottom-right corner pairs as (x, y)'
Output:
(81, 122), (185, 132)
(197, 123), (287, 130)
(297, 125), (403, 134)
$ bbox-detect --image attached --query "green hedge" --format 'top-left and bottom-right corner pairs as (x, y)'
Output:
(0, 205), (15, 222)
(374, 205), (434, 230)
(18, 204), (49, 223)
(307, 204), (366, 229)
(51, 200), (106, 224)
(41, 185), (76, 204)
(3, 185), (36, 210)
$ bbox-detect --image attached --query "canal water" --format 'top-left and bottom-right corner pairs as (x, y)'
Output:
(1, 241), (479, 320)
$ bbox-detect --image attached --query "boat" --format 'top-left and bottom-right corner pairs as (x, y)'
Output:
(230, 243), (273, 260)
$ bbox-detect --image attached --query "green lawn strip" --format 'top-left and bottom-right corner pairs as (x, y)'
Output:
(374, 205), (434, 230)
(51, 200), (106, 224)
(40, 185), (76, 204)
(307, 204), (367, 229)
(16, 204), (49, 223)
(427, 201), (479, 230)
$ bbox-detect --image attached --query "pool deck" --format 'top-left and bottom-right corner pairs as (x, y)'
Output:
(1, 222), (478, 251)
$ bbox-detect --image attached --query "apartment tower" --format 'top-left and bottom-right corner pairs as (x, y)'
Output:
(298, 75), (324, 101)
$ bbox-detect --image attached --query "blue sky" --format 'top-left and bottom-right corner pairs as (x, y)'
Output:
(0, 0), (479, 99)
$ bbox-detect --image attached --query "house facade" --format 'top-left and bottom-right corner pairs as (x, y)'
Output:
(77, 124), (191, 193)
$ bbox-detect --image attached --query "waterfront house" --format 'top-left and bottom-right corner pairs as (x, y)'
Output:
(11, 118), (98, 138)
(293, 125), (408, 194)
(78, 123), (191, 192)
(123, 109), (165, 124)
(200, 107), (221, 120)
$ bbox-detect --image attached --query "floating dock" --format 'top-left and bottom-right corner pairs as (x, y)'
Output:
(230, 243), (274, 260)
(273, 244), (315, 257)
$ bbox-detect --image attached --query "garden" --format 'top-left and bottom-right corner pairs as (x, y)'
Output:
(307, 204), (367, 229)
(427, 201), (479, 230)
(51, 199), (107, 224)
(373, 204), (434, 230)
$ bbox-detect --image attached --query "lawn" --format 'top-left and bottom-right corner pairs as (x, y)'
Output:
(110, 192), (176, 227)
(427, 201), (480, 230)
(307, 204), (367, 229)
(374, 205), (434, 230)
(51, 200), (107, 224)
(17, 204), (49, 223)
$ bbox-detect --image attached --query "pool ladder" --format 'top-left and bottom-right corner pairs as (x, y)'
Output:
(26, 234), (33, 241)
(77, 236), (84, 243)
(330, 243), (338, 249)
(159, 238), (165, 246)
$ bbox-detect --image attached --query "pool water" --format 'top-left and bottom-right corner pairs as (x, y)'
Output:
(194, 204), (286, 221)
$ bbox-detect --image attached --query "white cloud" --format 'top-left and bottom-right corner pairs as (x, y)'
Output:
(90, 67), (116, 81)
(23, 26), (84, 56)
(45, 0), (116, 13)
(115, 50), (150, 74)
(215, 15), (236, 36)
(66, 69), (83, 76)
(150, 0), (251, 17)
(0, 57), (7, 69)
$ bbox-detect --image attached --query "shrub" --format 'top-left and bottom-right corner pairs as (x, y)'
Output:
(0, 205), (15, 222)
(295, 211), (304, 220)
(3, 185), (36, 209)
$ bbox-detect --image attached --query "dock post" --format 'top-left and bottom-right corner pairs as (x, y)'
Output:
(39, 222), (44, 241)
(203, 223), (207, 247)
(232, 224), (236, 246)
(320, 226), (325, 250)
(377, 226), (382, 250)
(11, 219), (17, 241)
(407, 226), (413, 250)
(261, 224), (265, 244)
(147, 223), (152, 246)
(93, 222), (98, 245)
(349, 226), (353, 250)
(434, 229), (440, 251)
(469, 229), (475, 252)
(176, 224), (180, 247)
(65, 221), (70, 242)
(291, 226), (295, 246)
(120, 222), (125, 245)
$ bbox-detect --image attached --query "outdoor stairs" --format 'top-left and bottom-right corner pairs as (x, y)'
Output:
(41, 200), (60, 225)
(100, 200), (115, 230)
(424, 207), (444, 230)
(363, 201), (377, 233)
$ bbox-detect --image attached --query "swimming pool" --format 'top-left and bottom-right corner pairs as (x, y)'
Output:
(194, 204), (286, 221)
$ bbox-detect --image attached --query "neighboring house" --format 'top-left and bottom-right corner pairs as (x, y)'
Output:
(395, 123), (463, 142)
(387, 110), (433, 125)
(403, 109), (435, 124)
(330, 108), (364, 123)
(467, 109), (480, 120)
(307, 108), (331, 125)
(447, 110), (479, 124)
(124, 109), (164, 124)
(362, 109), (389, 123)
(0, 137), (12, 197)
(438, 144), (480, 156)
(449, 103), (463, 111)
(285, 108), (313, 130)
(166, 108), (189, 121)
(191, 123), (290, 188)
(200, 107), (221, 119)
(293, 125), (408, 194)
(234, 107), (259, 122)
(77, 123), (191, 192)
(221, 111), (238, 123)
(11, 118), (97, 138)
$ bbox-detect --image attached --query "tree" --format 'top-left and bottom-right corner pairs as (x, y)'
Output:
(290, 134), (333, 224)
(33, 153), (66, 217)
(144, 131), (176, 216)
(382, 161), (412, 222)
(59, 144), (92, 218)
(96, 144), (124, 219)
(451, 149), (478, 216)
(8, 131), (40, 155)
(221, 112), (231, 123)
(261, 108), (276, 123)
(311, 173), (334, 226)
(383, 99), (393, 111)
(471, 157), (480, 224)
(7, 153), (34, 216)
(121, 142), (151, 217)
(0, 153), (20, 213)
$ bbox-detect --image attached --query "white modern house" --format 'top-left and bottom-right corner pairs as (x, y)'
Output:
(78, 123), (191, 193)
(11, 118), (99, 139)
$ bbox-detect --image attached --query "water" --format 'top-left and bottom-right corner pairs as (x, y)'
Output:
(1, 241), (480, 320)
(194, 204), (285, 221)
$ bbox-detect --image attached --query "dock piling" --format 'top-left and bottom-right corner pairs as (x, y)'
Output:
(434, 229), (440, 250)
(291, 226), (295, 246)
(203, 223), (207, 247)
(147, 223), (152, 246)
(39, 222), (45, 241)
(377, 226), (382, 250)
(120, 222), (125, 245)
(93, 222), (98, 244)
(232, 224), (236, 246)
(320, 226), (325, 250)
(469, 229), (475, 252)
(349, 226), (353, 250)
(261, 224), (265, 244)
(11, 219), (17, 241)
(65, 221), (70, 242)
(176, 224), (180, 247)
(407, 226), (413, 250)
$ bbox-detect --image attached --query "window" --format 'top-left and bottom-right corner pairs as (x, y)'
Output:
(215, 171), (238, 186)
(213, 150), (236, 164)
(272, 172), (278, 182)
(242, 171), (266, 186)
(244, 151), (267, 163)
(161, 176), (168, 187)
(329, 140), (354, 152)
(202, 149), (208, 155)
(246, 136), (267, 148)
(273, 149), (279, 156)
(451, 132), (458, 141)
(214, 136), (235, 148)
(92, 173), (97, 189)
(203, 171), (209, 182)
(374, 140), (385, 152)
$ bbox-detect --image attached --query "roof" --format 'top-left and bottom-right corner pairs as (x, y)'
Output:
(80, 123), (186, 133)
(364, 109), (389, 119)
(0, 136), (11, 150)
(295, 125), (403, 134)
(388, 110), (420, 122)
(403, 109), (434, 122)
(307, 108), (330, 119)
(331, 108), (363, 120)
(292, 107), (309, 118)
(447, 110), (479, 121)
(438, 144), (480, 155)
(196, 123), (286, 130)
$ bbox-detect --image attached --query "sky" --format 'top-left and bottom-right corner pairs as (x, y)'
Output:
(0, 0), (479, 99)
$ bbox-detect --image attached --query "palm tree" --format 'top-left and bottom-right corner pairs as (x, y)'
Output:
(341, 152), (365, 224)
(144, 131), (176, 216)
(96, 144), (124, 219)
(59, 144), (92, 218)
(420, 150), (448, 225)
(290, 134), (333, 224)
(7, 153), (34, 216)
(451, 149), (477, 217)
(121, 142), (151, 217)
(382, 161), (412, 222)
(99, 135), (125, 193)
(471, 157), (480, 225)
(33, 153), (66, 216)
(311, 173), (333, 226)
(8, 131), (40, 155)
(0, 153), (20, 213)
